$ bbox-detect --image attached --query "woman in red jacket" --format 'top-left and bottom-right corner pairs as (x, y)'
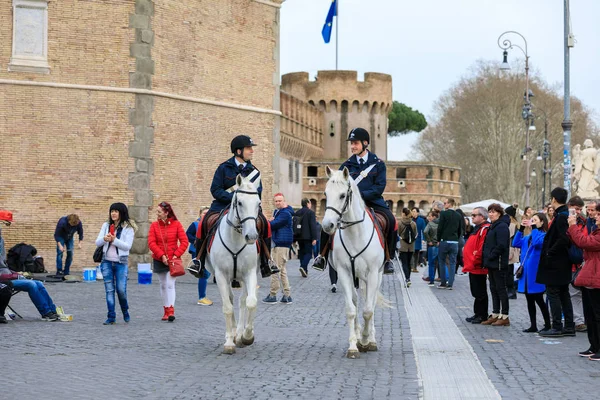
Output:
(568, 205), (600, 361)
(148, 202), (188, 322)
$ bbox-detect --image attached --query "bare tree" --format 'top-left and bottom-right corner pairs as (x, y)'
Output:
(414, 61), (597, 205)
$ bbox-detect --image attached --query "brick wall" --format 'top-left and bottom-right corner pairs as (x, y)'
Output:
(0, 86), (135, 270)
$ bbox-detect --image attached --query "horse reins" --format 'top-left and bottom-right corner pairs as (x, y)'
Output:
(328, 182), (378, 288)
(220, 188), (260, 281)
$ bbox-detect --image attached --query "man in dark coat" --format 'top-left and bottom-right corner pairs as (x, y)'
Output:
(294, 198), (318, 278)
(537, 187), (575, 337)
(191, 135), (279, 280)
(312, 128), (396, 274)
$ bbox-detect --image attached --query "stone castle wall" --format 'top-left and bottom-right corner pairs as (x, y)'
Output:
(0, 0), (283, 270)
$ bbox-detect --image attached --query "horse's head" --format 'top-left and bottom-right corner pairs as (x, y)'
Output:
(322, 166), (355, 234)
(231, 174), (261, 244)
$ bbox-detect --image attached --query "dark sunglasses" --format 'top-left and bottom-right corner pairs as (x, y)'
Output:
(472, 213), (481, 217)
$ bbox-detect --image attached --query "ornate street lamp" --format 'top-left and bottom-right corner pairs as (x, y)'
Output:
(498, 31), (533, 206)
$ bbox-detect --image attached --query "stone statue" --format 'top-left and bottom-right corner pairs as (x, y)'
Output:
(573, 139), (600, 199)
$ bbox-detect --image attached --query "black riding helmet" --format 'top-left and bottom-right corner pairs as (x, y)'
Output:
(230, 135), (257, 159)
(346, 128), (370, 152)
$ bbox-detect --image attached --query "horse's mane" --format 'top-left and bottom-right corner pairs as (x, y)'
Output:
(328, 170), (366, 210)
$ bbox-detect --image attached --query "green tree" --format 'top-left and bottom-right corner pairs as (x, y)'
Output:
(388, 101), (427, 135)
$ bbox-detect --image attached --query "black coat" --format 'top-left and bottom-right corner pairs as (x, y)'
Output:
(482, 215), (510, 270)
(536, 204), (572, 286)
(294, 206), (319, 241)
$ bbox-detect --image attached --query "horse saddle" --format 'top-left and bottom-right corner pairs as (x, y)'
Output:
(369, 209), (388, 249)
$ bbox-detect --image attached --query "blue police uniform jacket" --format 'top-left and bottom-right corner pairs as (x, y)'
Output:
(339, 151), (388, 209)
(209, 156), (263, 212)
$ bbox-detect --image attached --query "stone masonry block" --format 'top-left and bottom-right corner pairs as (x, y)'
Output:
(141, 30), (154, 44)
(129, 108), (151, 126)
(129, 205), (149, 222)
(134, 189), (153, 206)
(128, 172), (150, 190)
(130, 43), (151, 58)
(134, 125), (154, 142)
(128, 253), (152, 267)
(135, 94), (154, 112)
(135, 0), (154, 16)
(135, 222), (150, 238)
(136, 159), (149, 172)
(131, 238), (149, 254)
(130, 72), (152, 89)
(136, 57), (155, 74)
(129, 141), (151, 158)
(129, 14), (150, 29)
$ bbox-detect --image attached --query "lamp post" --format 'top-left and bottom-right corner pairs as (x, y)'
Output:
(531, 168), (539, 210)
(498, 31), (534, 206)
(534, 108), (552, 206)
(563, 0), (574, 196)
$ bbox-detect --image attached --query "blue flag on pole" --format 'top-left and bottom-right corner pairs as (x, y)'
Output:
(322, 0), (337, 44)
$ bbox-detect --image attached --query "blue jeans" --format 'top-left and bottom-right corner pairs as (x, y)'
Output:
(11, 279), (56, 316)
(438, 241), (458, 286)
(56, 237), (74, 275)
(198, 269), (211, 299)
(427, 246), (439, 284)
(100, 261), (129, 320)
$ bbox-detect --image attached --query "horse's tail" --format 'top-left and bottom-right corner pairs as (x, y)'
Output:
(360, 286), (395, 309)
(376, 290), (394, 309)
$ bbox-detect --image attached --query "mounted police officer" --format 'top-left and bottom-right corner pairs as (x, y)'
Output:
(190, 135), (279, 280)
(313, 127), (397, 275)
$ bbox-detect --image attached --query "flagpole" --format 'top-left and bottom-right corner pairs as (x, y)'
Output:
(335, 0), (339, 70)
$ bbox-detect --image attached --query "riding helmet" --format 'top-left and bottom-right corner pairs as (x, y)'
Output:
(346, 128), (370, 144)
(230, 135), (257, 154)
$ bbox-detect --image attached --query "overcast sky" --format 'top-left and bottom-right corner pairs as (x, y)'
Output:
(280, 0), (600, 161)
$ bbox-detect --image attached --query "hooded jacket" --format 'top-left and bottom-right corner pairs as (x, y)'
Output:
(423, 218), (439, 246)
(148, 218), (188, 262)
(482, 214), (510, 270)
(569, 224), (600, 289)
(513, 227), (547, 294)
(413, 215), (427, 251)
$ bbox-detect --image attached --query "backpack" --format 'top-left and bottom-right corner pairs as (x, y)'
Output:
(7, 243), (37, 273)
(292, 213), (306, 241)
(401, 224), (414, 244)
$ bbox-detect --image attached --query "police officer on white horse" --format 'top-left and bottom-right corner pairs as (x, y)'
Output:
(313, 127), (397, 275)
(190, 135), (279, 281)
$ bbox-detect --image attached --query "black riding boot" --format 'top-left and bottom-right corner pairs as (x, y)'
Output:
(259, 238), (279, 278)
(313, 230), (331, 271)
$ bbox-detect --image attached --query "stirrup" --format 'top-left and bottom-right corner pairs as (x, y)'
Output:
(268, 259), (280, 274)
(231, 280), (241, 288)
(186, 260), (203, 278)
(312, 255), (326, 271)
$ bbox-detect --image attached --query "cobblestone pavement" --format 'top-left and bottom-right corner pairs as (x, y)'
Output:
(427, 268), (600, 399)
(3, 260), (418, 400)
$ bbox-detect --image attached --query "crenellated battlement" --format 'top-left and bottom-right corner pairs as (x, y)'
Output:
(282, 70), (393, 114)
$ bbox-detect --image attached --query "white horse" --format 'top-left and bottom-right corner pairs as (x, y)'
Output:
(322, 166), (392, 359)
(206, 174), (261, 354)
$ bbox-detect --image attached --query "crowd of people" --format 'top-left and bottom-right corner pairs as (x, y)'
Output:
(2, 127), (600, 364)
(418, 188), (600, 361)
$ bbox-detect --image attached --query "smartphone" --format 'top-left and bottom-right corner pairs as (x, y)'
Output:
(109, 224), (115, 235)
(569, 208), (577, 217)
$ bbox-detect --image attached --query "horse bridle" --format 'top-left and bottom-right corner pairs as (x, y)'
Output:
(226, 189), (260, 233)
(325, 183), (366, 229)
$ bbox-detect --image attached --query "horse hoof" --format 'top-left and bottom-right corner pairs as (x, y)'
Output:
(346, 350), (360, 359)
(357, 342), (368, 353)
(235, 339), (245, 348)
(242, 336), (255, 346)
(223, 346), (236, 355)
(367, 342), (378, 352)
